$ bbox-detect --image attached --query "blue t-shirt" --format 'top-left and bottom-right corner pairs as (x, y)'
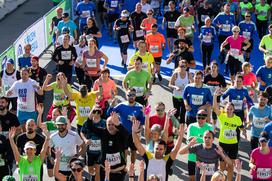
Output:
(248, 105), (272, 138)
(199, 25), (217, 46)
(18, 56), (31, 69)
(238, 20), (256, 40)
(107, 101), (145, 133)
(57, 20), (78, 37)
(76, 1), (95, 25)
(105, 0), (122, 14)
(221, 87), (253, 111)
(183, 84), (213, 117)
(81, 119), (106, 154)
(263, 122), (272, 147)
(212, 12), (235, 36)
(256, 65), (272, 91)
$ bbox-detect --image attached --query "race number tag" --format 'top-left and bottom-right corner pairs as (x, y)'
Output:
(22, 175), (38, 181)
(110, 1), (118, 8)
(200, 164), (215, 176)
(54, 93), (65, 102)
(229, 48), (240, 57)
(136, 30), (144, 37)
(167, 21), (175, 29)
(120, 35), (130, 43)
(260, 11), (267, 16)
(133, 86), (145, 97)
(224, 129), (236, 139)
(106, 152), (121, 166)
(82, 10), (90, 18)
(191, 94), (204, 105)
(86, 58), (97, 68)
(0, 156), (5, 166)
(79, 107), (91, 117)
(231, 99), (243, 110)
(257, 168), (272, 179)
(150, 45), (159, 53)
(253, 117), (266, 129)
(89, 139), (102, 151)
(222, 24), (231, 32)
(203, 34), (212, 43)
(61, 51), (72, 60)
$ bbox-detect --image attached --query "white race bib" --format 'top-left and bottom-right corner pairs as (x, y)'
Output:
(135, 30), (144, 37)
(60, 155), (71, 170)
(222, 24), (231, 32)
(133, 86), (145, 97)
(76, 57), (83, 65)
(146, 30), (152, 34)
(110, 1), (118, 7)
(232, 99), (243, 110)
(200, 164), (215, 176)
(167, 21), (176, 29)
(61, 51), (72, 60)
(260, 11), (267, 16)
(229, 48), (240, 57)
(185, 26), (193, 36)
(54, 93), (65, 102)
(82, 10), (90, 17)
(106, 152), (121, 166)
(120, 35), (130, 43)
(89, 139), (101, 151)
(150, 45), (159, 53)
(203, 34), (212, 43)
(191, 94), (204, 106)
(224, 129), (237, 139)
(86, 58), (97, 68)
(22, 175), (38, 181)
(79, 106), (91, 117)
(253, 117), (266, 129)
(257, 168), (272, 179)
(242, 31), (251, 39)
(18, 102), (28, 111)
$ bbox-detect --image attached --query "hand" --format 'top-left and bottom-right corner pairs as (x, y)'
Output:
(132, 119), (140, 133)
(128, 163), (135, 177)
(214, 88), (223, 96)
(58, 60), (64, 65)
(40, 123), (50, 138)
(189, 137), (197, 146)
(61, 106), (68, 116)
(110, 97), (118, 108)
(8, 127), (16, 139)
(33, 84), (41, 90)
(36, 104), (44, 115)
(167, 108), (177, 117)
(6, 90), (13, 97)
(115, 27), (121, 31)
(185, 104), (192, 111)
(139, 160), (145, 173)
(110, 112), (120, 126)
(54, 147), (63, 159)
(144, 91), (151, 100)
(175, 86), (181, 91)
(215, 145), (224, 156)
(242, 129), (247, 140)
(235, 159), (242, 173)
(46, 74), (53, 81)
(84, 139), (92, 145)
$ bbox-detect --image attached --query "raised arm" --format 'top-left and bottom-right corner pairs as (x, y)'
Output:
(132, 120), (146, 156)
(53, 147), (67, 181)
(39, 124), (50, 162)
(179, 137), (196, 155)
(170, 124), (184, 160)
(42, 74), (53, 91)
(213, 88), (222, 116)
(8, 127), (21, 163)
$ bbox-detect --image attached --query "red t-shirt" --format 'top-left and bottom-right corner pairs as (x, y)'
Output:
(149, 114), (173, 136)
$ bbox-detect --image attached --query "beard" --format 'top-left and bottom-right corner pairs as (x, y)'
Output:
(27, 129), (34, 134)
(0, 106), (6, 111)
(58, 127), (66, 133)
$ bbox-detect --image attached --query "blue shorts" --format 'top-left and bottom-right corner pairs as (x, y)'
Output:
(17, 111), (38, 125)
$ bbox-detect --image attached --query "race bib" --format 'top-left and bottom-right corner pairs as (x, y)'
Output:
(167, 21), (175, 29)
(185, 26), (193, 36)
(142, 62), (148, 71)
(18, 102), (28, 111)
(146, 30), (152, 34)
(133, 86), (145, 97)
(260, 11), (267, 16)
(120, 35), (129, 43)
(54, 93), (65, 102)
(203, 34), (212, 43)
(232, 99), (243, 110)
(79, 106), (91, 117)
(253, 117), (266, 129)
(224, 129), (236, 139)
(242, 31), (251, 39)
(191, 94), (204, 106)
(60, 155), (71, 170)
(222, 24), (231, 32)
(201, 15), (209, 22)
(0, 156), (5, 166)
(61, 51), (72, 60)
(135, 30), (144, 37)
(106, 152), (121, 166)
(257, 168), (272, 179)
(150, 45), (159, 53)
(22, 175), (38, 181)
(229, 48), (240, 57)
(200, 164), (215, 176)
(89, 139), (101, 151)
(110, 0), (118, 8)
(82, 10), (90, 18)
(86, 58), (97, 68)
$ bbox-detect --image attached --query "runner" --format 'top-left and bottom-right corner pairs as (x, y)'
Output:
(256, 56), (272, 91)
(50, 7), (63, 47)
(123, 56), (152, 105)
(145, 24), (166, 83)
(196, 0), (213, 31)
(17, 44), (33, 69)
(255, 0), (270, 39)
(140, 9), (157, 35)
(84, 17), (102, 47)
(259, 24), (272, 60)
(238, 0), (253, 19)
(56, 13), (78, 43)
(175, 7), (195, 41)
(76, 0), (95, 34)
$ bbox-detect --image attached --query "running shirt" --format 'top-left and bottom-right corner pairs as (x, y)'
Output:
(115, 19), (131, 44)
(242, 72), (257, 87)
(259, 35), (272, 60)
(45, 121), (58, 135)
(123, 69), (151, 97)
(0, 69), (20, 98)
(197, 7), (213, 26)
(50, 82), (72, 106)
(163, 10), (180, 37)
(238, 20), (256, 40)
(183, 83), (213, 117)
(256, 3), (270, 21)
(149, 114), (173, 137)
(128, 51), (154, 73)
(239, 2), (253, 16)
(93, 78), (116, 101)
(251, 148), (272, 180)
(71, 92), (96, 126)
(143, 151), (173, 181)
(105, 0), (122, 14)
(212, 12), (235, 36)
(83, 50), (104, 76)
(187, 122), (213, 162)
(19, 156), (42, 181)
(76, 1), (95, 25)
(218, 112), (242, 144)
(49, 130), (83, 171)
(175, 14), (194, 37)
(199, 25), (217, 46)
(52, 45), (77, 63)
(130, 11), (147, 40)
(263, 122), (272, 147)
(226, 35), (246, 57)
(203, 73), (227, 94)
(248, 105), (272, 138)
(172, 72), (190, 98)
(141, 18), (157, 35)
(9, 79), (39, 112)
(256, 65), (272, 91)
(146, 33), (166, 58)
(74, 45), (88, 66)
(18, 56), (32, 69)
(57, 20), (78, 38)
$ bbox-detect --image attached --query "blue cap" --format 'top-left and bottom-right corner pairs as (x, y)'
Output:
(6, 59), (14, 65)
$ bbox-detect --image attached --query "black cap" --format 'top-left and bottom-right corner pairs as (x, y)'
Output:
(62, 12), (69, 18)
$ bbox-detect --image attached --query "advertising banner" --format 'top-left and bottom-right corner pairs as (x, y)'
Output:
(0, 45), (15, 71)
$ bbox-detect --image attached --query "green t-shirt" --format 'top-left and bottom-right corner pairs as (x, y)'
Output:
(218, 112), (242, 144)
(240, 2), (253, 16)
(177, 15), (194, 37)
(19, 156), (42, 181)
(187, 122), (213, 162)
(124, 69), (151, 97)
(50, 82), (72, 106)
(260, 34), (272, 59)
(256, 4), (270, 21)
(45, 121), (58, 134)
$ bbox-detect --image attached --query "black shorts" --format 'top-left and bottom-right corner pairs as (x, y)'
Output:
(87, 152), (101, 166)
(242, 38), (253, 53)
(125, 134), (137, 151)
(227, 55), (242, 76)
(166, 29), (178, 38)
(7, 97), (17, 111)
(108, 14), (119, 23)
(219, 142), (238, 160)
(154, 57), (162, 65)
(188, 160), (196, 176)
(36, 92), (44, 104)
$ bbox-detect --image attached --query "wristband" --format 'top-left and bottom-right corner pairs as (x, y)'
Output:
(129, 176), (134, 178)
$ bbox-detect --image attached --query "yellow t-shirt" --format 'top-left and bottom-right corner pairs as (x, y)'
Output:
(129, 51), (154, 73)
(72, 92), (96, 126)
(218, 112), (242, 144)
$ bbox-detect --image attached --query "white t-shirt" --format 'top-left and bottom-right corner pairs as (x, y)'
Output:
(49, 130), (83, 171)
(57, 35), (75, 46)
(9, 79), (38, 112)
(74, 44), (87, 65)
(141, 3), (152, 13)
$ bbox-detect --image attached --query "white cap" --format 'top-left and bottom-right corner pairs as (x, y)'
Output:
(24, 141), (37, 150)
(121, 10), (129, 17)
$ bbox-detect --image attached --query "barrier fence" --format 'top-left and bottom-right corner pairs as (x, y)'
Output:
(0, 0), (72, 71)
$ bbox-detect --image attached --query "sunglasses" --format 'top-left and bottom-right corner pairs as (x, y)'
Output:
(127, 93), (136, 97)
(71, 168), (83, 172)
(156, 109), (165, 112)
(180, 65), (187, 68)
(233, 31), (239, 33)
(93, 110), (101, 114)
(245, 16), (251, 17)
(147, 13), (153, 15)
(259, 139), (268, 143)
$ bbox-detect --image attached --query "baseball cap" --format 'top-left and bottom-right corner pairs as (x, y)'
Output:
(62, 12), (69, 18)
(24, 141), (37, 150)
(121, 10), (129, 17)
(6, 59), (14, 65)
(55, 116), (68, 125)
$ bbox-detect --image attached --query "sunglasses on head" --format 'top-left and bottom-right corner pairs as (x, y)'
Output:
(71, 167), (83, 172)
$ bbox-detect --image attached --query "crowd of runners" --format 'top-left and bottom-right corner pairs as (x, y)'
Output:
(1, 0), (272, 181)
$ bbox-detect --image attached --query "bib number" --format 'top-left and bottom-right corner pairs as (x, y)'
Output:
(200, 164), (215, 176)
(120, 35), (129, 43)
(191, 94), (204, 106)
(82, 10), (90, 17)
(133, 86), (145, 97)
(150, 45), (159, 53)
(222, 24), (231, 32)
(106, 152), (121, 166)
(110, 1), (118, 8)
(135, 30), (144, 37)
(61, 51), (72, 60)
(203, 34), (212, 43)
(79, 107), (91, 117)
(89, 139), (101, 151)
(18, 102), (28, 111)
(86, 58), (97, 68)
(231, 99), (243, 110)
(22, 175), (38, 181)
(253, 117), (266, 129)
(257, 168), (272, 179)
(167, 21), (175, 29)
(242, 31), (251, 39)
(224, 129), (236, 139)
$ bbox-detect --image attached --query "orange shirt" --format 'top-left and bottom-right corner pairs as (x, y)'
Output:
(141, 18), (157, 34)
(145, 33), (166, 58)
